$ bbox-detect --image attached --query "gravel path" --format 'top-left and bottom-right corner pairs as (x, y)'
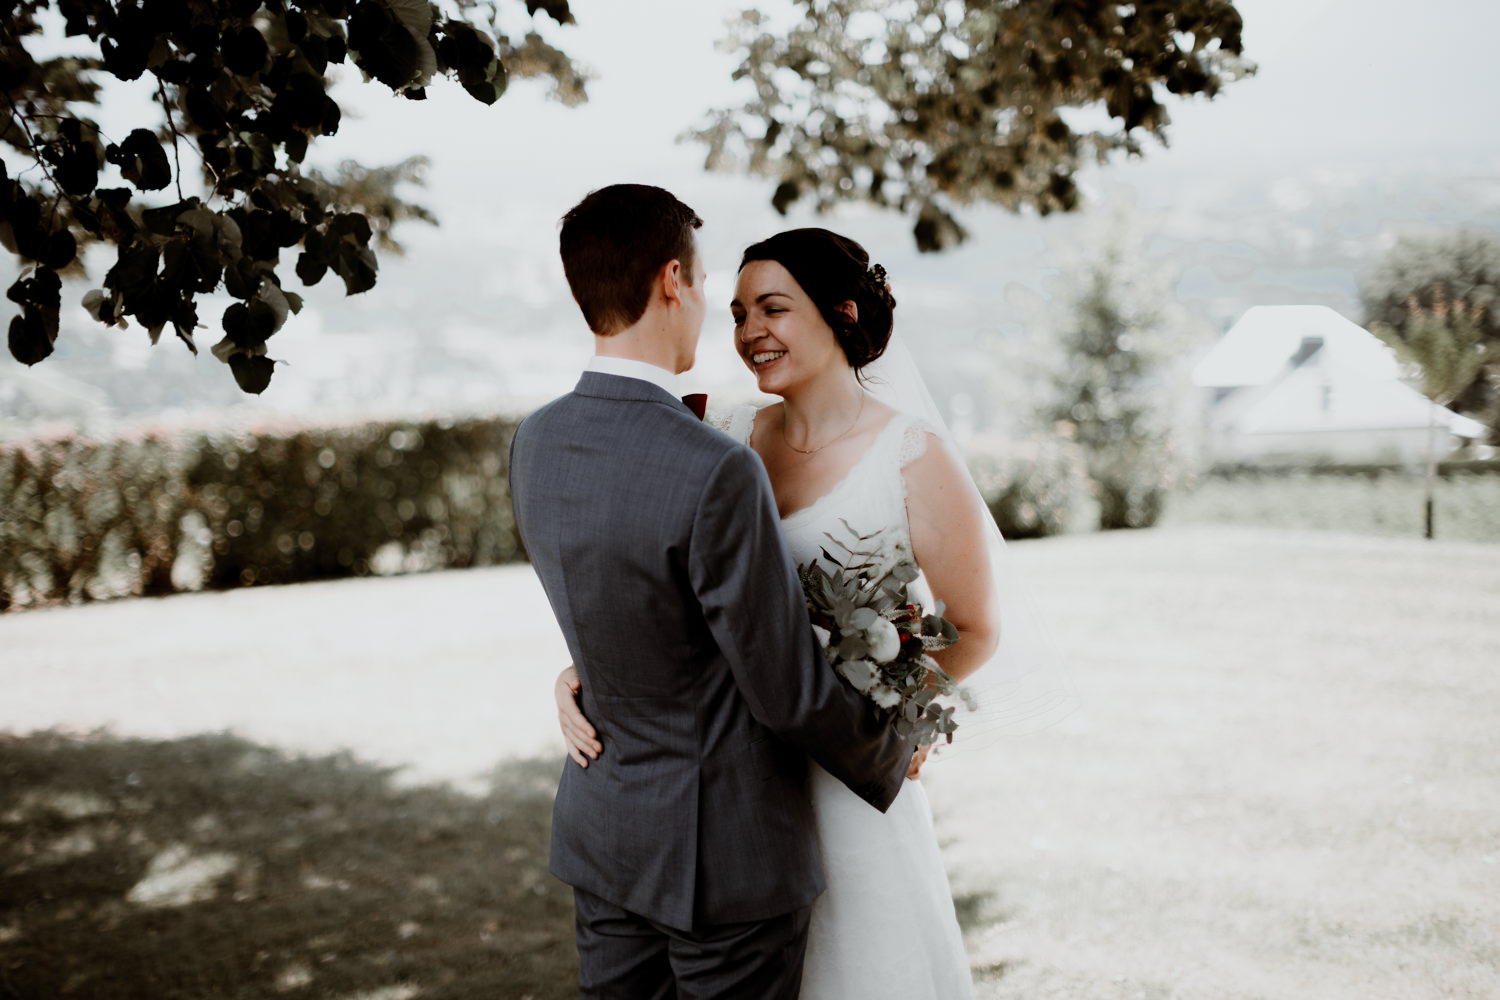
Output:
(4, 526), (1498, 998)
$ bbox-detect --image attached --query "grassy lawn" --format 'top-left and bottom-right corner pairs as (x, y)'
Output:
(2, 527), (1497, 999)
(937, 527), (1500, 1000)
(1163, 471), (1500, 543)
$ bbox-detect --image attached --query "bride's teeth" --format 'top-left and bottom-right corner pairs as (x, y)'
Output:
(752, 351), (786, 365)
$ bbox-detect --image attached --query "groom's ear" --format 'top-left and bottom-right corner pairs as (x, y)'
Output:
(660, 259), (686, 308)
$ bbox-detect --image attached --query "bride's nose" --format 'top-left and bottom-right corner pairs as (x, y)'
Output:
(738, 315), (765, 344)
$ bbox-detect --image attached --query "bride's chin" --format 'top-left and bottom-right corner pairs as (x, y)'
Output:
(753, 369), (786, 394)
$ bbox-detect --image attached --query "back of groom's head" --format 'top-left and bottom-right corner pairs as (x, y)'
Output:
(560, 184), (703, 336)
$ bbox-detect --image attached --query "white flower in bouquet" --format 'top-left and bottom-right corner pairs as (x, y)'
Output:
(811, 623), (832, 649)
(837, 658), (879, 693)
(864, 617), (901, 663)
(797, 526), (968, 745)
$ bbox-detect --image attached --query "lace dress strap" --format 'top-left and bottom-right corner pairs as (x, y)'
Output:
(708, 404), (757, 445)
(895, 414), (942, 468)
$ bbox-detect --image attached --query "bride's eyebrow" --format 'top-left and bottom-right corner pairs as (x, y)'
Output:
(729, 291), (792, 309)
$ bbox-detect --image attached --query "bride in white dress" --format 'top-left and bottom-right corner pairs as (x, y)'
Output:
(557, 227), (1005, 997)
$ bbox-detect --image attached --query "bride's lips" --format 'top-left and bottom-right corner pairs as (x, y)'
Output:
(749, 350), (786, 371)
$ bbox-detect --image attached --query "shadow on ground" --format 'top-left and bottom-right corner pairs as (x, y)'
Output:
(0, 732), (576, 1000)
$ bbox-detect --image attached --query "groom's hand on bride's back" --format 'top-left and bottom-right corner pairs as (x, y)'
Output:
(556, 665), (601, 768)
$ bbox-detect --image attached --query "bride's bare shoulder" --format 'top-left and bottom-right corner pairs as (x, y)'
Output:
(861, 396), (901, 429)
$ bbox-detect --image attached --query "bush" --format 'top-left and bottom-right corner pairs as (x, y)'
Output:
(0, 416), (527, 610)
(1091, 445), (1182, 530)
(965, 434), (1093, 539)
(1164, 467), (1500, 543)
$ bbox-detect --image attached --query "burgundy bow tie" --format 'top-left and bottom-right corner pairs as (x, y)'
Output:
(681, 393), (708, 420)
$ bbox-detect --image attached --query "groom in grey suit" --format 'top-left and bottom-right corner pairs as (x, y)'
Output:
(508, 185), (912, 998)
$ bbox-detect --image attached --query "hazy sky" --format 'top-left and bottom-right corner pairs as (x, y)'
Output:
(317, 0), (1500, 186)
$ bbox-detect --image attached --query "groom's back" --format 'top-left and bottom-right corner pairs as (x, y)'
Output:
(509, 374), (824, 932)
(514, 384), (732, 696)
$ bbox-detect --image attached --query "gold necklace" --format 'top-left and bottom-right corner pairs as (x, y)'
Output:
(781, 393), (866, 456)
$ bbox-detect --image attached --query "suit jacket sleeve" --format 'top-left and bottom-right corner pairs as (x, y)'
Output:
(689, 446), (912, 813)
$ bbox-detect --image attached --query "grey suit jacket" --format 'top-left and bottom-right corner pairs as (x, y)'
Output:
(509, 371), (911, 932)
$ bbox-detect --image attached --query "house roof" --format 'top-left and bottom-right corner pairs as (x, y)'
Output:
(1192, 305), (1399, 388)
(1231, 364), (1489, 438)
(1198, 305), (1489, 440)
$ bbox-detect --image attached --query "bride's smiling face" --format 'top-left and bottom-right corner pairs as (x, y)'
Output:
(731, 260), (849, 396)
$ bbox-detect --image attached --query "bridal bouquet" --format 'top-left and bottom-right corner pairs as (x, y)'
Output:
(798, 526), (976, 745)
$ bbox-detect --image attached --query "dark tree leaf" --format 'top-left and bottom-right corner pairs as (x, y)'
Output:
(525, 0), (574, 25)
(222, 299), (277, 348)
(99, 20), (151, 81)
(321, 95), (342, 135)
(184, 86), (228, 131)
(285, 132), (309, 164)
(223, 257), (262, 300)
(223, 25), (270, 75)
(296, 250), (328, 285)
(39, 229), (77, 270)
(228, 353), (275, 393)
(771, 180), (800, 215)
(8, 309), (54, 365)
(348, 0), (421, 90)
(334, 242), (377, 295)
(106, 128), (172, 191)
(106, 245), (160, 295)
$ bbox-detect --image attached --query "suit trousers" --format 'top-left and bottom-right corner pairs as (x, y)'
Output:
(573, 887), (812, 999)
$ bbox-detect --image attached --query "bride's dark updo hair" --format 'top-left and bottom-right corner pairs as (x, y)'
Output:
(738, 228), (897, 373)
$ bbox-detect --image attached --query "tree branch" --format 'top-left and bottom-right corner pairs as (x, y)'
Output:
(157, 78), (185, 201)
(5, 97), (71, 222)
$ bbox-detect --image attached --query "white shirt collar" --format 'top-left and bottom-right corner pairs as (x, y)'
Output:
(586, 355), (681, 398)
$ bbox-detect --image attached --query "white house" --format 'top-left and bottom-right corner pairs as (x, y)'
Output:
(1192, 305), (1488, 466)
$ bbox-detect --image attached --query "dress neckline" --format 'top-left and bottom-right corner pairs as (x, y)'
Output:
(768, 409), (907, 523)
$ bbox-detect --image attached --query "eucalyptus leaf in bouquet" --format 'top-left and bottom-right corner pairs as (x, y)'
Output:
(798, 528), (975, 745)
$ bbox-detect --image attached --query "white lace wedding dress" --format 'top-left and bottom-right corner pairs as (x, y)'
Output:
(718, 404), (974, 999)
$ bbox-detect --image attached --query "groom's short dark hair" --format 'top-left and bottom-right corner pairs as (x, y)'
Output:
(559, 185), (703, 336)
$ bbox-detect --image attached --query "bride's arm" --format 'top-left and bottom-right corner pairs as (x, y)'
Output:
(554, 665), (602, 768)
(903, 433), (1001, 682)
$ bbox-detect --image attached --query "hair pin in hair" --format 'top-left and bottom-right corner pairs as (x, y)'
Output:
(868, 263), (888, 286)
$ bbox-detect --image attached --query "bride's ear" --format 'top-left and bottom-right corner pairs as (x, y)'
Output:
(835, 300), (858, 325)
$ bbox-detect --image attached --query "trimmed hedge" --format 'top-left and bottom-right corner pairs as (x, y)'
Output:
(1, 416), (1099, 611)
(1165, 468), (1500, 543)
(1206, 459), (1500, 479)
(1, 416), (525, 610)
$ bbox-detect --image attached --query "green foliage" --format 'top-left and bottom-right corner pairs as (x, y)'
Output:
(965, 433), (1092, 539)
(1374, 299), (1495, 409)
(1360, 230), (1500, 440)
(1041, 228), (1195, 530)
(0, 414), (526, 609)
(1164, 467), (1500, 544)
(1, 0), (585, 392)
(694, 0), (1253, 251)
